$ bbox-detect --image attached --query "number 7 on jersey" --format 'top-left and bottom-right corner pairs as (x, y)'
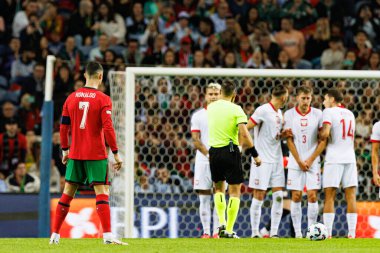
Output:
(79, 101), (90, 129)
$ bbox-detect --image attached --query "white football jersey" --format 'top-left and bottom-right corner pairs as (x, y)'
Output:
(284, 107), (322, 169)
(322, 106), (356, 163)
(191, 108), (209, 163)
(370, 121), (380, 143)
(250, 103), (283, 163)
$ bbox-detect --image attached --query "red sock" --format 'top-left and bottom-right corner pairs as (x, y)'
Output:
(53, 193), (73, 233)
(96, 194), (111, 233)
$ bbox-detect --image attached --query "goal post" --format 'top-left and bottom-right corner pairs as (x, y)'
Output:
(38, 55), (56, 237)
(109, 67), (380, 238)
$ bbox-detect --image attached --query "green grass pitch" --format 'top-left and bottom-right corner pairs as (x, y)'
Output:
(1, 238), (379, 253)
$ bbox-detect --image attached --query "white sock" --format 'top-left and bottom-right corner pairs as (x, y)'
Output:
(212, 207), (219, 235)
(270, 191), (283, 237)
(323, 213), (335, 237)
(250, 198), (263, 236)
(50, 232), (60, 239)
(291, 201), (302, 237)
(103, 232), (113, 240)
(347, 213), (357, 238)
(307, 202), (319, 227)
(199, 195), (211, 235)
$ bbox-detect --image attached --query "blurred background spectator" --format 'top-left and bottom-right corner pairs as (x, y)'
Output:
(5, 162), (40, 193)
(0, 118), (26, 179)
(0, 101), (17, 132)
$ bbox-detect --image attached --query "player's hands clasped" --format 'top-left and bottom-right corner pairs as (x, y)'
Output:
(304, 158), (314, 171)
(113, 153), (123, 171)
(280, 128), (293, 139)
(254, 156), (261, 167)
(298, 160), (309, 172)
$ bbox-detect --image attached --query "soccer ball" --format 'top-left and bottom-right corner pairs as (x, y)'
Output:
(306, 223), (328, 241)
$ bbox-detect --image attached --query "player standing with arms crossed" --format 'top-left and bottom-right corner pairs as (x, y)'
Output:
(208, 80), (261, 238)
(370, 121), (380, 192)
(191, 83), (221, 238)
(317, 88), (357, 238)
(248, 85), (290, 238)
(50, 62), (127, 245)
(284, 86), (323, 238)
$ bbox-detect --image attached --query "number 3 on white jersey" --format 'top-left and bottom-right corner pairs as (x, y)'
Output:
(79, 101), (90, 129)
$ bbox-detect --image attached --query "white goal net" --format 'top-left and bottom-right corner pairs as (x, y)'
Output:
(109, 68), (380, 239)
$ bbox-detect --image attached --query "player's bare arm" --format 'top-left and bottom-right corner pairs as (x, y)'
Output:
(305, 139), (327, 169)
(191, 132), (209, 157)
(247, 119), (256, 130)
(280, 128), (293, 139)
(286, 136), (308, 171)
(238, 123), (253, 149)
(304, 124), (329, 167)
(113, 153), (123, 171)
(238, 123), (261, 166)
(372, 142), (380, 186)
(319, 122), (331, 141)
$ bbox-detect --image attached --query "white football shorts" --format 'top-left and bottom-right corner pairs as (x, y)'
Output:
(193, 160), (213, 190)
(249, 161), (285, 190)
(323, 163), (358, 189)
(287, 164), (321, 191)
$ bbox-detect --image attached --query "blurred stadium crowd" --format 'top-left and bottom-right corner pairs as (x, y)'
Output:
(0, 0), (379, 198)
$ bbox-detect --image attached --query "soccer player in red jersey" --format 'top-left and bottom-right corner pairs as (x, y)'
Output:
(50, 62), (127, 245)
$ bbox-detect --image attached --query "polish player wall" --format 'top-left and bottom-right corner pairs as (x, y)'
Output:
(108, 72), (380, 238)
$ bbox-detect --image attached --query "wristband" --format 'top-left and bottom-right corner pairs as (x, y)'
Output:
(247, 147), (258, 158)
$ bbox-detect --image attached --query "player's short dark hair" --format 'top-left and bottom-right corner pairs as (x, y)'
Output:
(296, 85), (312, 95)
(272, 84), (288, 97)
(221, 80), (236, 97)
(326, 88), (343, 102)
(86, 62), (103, 77)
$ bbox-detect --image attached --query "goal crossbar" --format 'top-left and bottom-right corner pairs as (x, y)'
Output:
(126, 67), (380, 79)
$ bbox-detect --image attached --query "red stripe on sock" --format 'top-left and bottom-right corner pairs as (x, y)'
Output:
(96, 194), (111, 233)
(53, 193), (73, 233)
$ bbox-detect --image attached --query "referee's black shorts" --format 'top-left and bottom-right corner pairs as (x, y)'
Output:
(209, 144), (244, 184)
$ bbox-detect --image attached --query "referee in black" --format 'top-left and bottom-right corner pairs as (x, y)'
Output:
(207, 80), (261, 238)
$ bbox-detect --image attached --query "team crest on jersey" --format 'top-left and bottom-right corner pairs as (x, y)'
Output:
(287, 179), (292, 185)
(106, 110), (112, 115)
(254, 179), (260, 185)
(301, 118), (308, 127)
